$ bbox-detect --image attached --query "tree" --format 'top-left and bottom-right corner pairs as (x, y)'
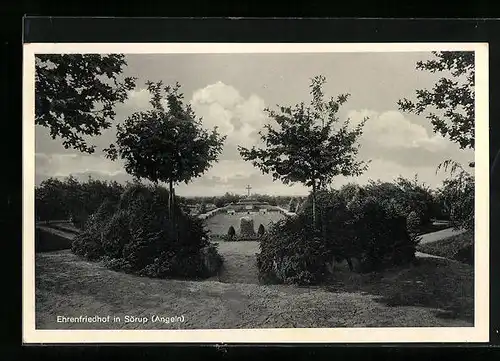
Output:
(35, 178), (69, 221)
(35, 54), (136, 154)
(239, 75), (369, 227)
(398, 51), (475, 167)
(436, 163), (474, 231)
(105, 81), (226, 237)
(394, 175), (435, 226)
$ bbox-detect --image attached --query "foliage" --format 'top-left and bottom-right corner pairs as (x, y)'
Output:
(101, 209), (133, 259)
(363, 175), (435, 227)
(72, 183), (222, 279)
(436, 166), (474, 231)
(105, 80), (226, 240)
(71, 197), (119, 260)
(227, 226), (236, 240)
(398, 51), (475, 151)
(257, 214), (330, 285)
(35, 178), (69, 221)
(393, 175), (435, 225)
(257, 187), (417, 285)
(35, 54), (136, 154)
(105, 81), (226, 185)
(239, 75), (369, 227)
(406, 210), (422, 243)
(35, 175), (124, 226)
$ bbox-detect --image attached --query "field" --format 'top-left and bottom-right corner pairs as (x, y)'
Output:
(203, 211), (286, 236)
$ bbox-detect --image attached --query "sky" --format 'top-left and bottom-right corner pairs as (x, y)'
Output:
(35, 52), (475, 197)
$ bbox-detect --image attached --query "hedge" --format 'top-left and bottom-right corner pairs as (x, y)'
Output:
(257, 188), (418, 285)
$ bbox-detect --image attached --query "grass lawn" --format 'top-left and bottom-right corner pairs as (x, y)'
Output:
(35, 244), (473, 329)
(417, 221), (451, 235)
(204, 212), (285, 236)
(417, 230), (474, 264)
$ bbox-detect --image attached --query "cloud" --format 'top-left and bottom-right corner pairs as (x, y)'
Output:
(190, 81), (268, 150)
(35, 79), (473, 195)
(348, 110), (449, 151)
(35, 153), (125, 179)
(346, 109), (466, 168)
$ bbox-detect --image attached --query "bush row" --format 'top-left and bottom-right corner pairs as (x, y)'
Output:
(257, 186), (420, 285)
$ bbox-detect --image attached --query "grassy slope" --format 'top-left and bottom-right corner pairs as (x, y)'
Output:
(36, 246), (473, 329)
(417, 230), (474, 263)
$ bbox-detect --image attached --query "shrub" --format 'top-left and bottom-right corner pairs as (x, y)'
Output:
(257, 186), (418, 284)
(102, 256), (133, 273)
(346, 194), (416, 271)
(200, 243), (224, 275)
(227, 226), (236, 240)
(35, 178), (70, 221)
(71, 182), (222, 280)
(454, 244), (474, 266)
(364, 177), (435, 228)
(72, 199), (117, 260)
(406, 210), (422, 243)
(257, 214), (330, 285)
(257, 224), (265, 237)
(101, 210), (133, 259)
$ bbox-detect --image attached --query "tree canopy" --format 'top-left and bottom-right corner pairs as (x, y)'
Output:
(398, 51), (475, 152)
(35, 54), (136, 154)
(239, 75), (369, 225)
(105, 81), (226, 186)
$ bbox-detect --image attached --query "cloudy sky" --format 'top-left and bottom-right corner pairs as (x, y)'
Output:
(35, 52), (474, 196)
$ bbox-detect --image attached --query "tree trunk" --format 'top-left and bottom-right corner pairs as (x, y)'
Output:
(346, 257), (354, 271)
(169, 179), (176, 241)
(312, 181), (317, 230)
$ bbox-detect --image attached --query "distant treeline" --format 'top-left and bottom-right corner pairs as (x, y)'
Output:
(177, 193), (306, 208)
(35, 176), (307, 223)
(35, 174), (460, 226)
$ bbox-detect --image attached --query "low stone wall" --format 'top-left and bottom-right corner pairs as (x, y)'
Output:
(197, 206), (231, 220)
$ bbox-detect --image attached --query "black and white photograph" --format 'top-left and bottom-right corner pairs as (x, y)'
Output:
(23, 43), (489, 343)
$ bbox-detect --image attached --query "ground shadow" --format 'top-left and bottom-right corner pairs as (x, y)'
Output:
(321, 257), (474, 324)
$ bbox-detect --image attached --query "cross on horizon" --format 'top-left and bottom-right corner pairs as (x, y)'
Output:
(246, 184), (252, 197)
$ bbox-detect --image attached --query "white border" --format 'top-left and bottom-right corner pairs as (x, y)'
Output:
(23, 42), (490, 344)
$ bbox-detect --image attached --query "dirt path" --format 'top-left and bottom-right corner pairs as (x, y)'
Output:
(209, 242), (260, 284)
